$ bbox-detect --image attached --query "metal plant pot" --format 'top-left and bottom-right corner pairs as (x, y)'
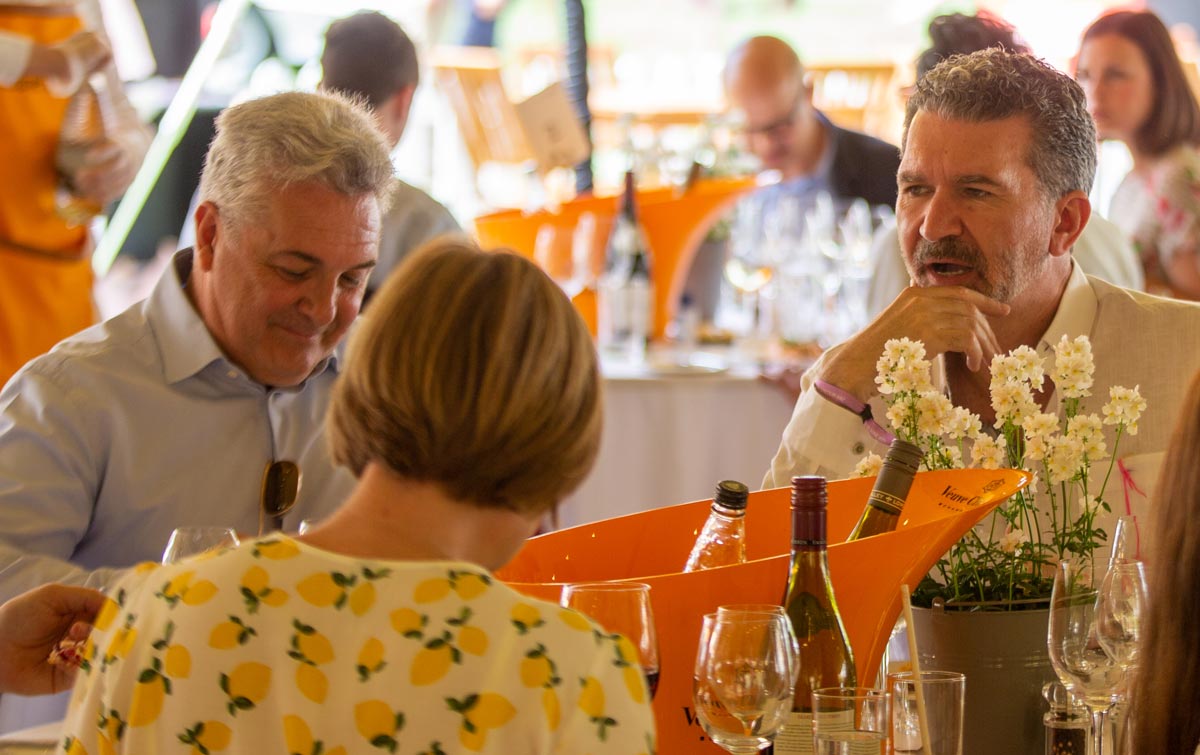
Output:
(909, 602), (1056, 755)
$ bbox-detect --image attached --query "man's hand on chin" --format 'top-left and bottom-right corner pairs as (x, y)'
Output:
(816, 284), (1010, 402)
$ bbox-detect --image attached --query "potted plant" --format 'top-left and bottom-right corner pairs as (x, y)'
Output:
(855, 336), (1145, 755)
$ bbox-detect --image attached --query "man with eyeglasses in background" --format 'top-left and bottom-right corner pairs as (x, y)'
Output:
(0, 88), (394, 731)
(724, 35), (901, 214)
(684, 36), (901, 320)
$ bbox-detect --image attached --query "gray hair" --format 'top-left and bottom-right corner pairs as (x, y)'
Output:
(198, 90), (396, 229)
(903, 48), (1097, 199)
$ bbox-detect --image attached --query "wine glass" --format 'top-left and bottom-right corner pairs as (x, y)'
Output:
(561, 582), (660, 699)
(1108, 514), (1140, 566)
(534, 213), (595, 300)
(693, 611), (797, 754)
(1048, 558), (1125, 755)
(1096, 560), (1148, 670)
(162, 526), (239, 564)
(724, 200), (774, 336)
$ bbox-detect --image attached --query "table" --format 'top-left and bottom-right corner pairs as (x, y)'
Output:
(0, 721), (56, 754)
(554, 354), (796, 530)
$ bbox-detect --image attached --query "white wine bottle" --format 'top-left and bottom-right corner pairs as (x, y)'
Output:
(773, 475), (856, 755)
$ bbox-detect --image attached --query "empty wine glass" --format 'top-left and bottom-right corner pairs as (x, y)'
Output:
(162, 526), (239, 564)
(1096, 560), (1148, 671)
(1048, 558), (1125, 755)
(561, 582), (660, 699)
(1108, 514), (1140, 566)
(534, 214), (594, 300)
(693, 611), (798, 754)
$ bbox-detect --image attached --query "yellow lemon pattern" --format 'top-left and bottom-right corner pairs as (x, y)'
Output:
(239, 565), (289, 614)
(220, 661), (272, 716)
(282, 714), (348, 755)
(354, 699), (405, 753)
(297, 566), (390, 612)
(208, 616), (257, 650)
(447, 692), (516, 752)
(58, 537), (656, 755)
(176, 720), (232, 755)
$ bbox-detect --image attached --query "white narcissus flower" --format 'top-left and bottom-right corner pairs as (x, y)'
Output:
(942, 445), (964, 469)
(916, 392), (954, 437)
(1102, 385), (1147, 430)
(1047, 435), (1084, 484)
(1024, 433), (1049, 462)
(1020, 411), (1060, 440)
(999, 527), (1030, 553)
(945, 406), (981, 440)
(991, 381), (1036, 428)
(1067, 414), (1108, 461)
(854, 453), (883, 478)
(1009, 345), (1046, 389)
(876, 338), (933, 395)
(969, 434), (1007, 469)
(1052, 335), (1095, 398)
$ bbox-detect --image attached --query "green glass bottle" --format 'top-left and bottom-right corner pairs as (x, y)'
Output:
(773, 476), (856, 755)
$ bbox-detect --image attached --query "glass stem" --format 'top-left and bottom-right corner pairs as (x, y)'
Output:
(1090, 707), (1107, 755)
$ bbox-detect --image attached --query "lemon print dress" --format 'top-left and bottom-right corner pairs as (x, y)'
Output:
(59, 536), (657, 755)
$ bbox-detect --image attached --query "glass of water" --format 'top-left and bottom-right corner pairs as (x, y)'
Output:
(811, 687), (890, 754)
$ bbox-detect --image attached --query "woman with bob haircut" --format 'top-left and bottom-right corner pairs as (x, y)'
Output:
(1076, 10), (1200, 299)
(58, 240), (656, 754)
(1131, 369), (1200, 754)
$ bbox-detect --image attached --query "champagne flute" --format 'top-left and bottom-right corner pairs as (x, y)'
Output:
(561, 582), (661, 698)
(694, 611), (797, 754)
(1048, 559), (1125, 755)
(1096, 560), (1148, 670)
(162, 526), (239, 564)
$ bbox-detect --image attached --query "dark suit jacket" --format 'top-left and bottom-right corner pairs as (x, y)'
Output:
(827, 121), (901, 209)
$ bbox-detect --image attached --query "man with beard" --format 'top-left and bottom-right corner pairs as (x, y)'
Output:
(763, 48), (1200, 489)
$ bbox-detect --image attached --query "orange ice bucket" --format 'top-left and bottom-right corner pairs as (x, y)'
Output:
(498, 468), (1030, 753)
(472, 176), (756, 338)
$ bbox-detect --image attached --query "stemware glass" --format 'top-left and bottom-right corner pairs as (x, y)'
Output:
(534, 216), (593, 300)
(1048, 558), (1126, 755)
(561, 582), (661, 699)
(1096, 560), (1148, 671)
(723, 200), (774, 337)
(162, 526), (239, 564)
(1108, 514), (1140, 566)
(693, 611), (798, 754)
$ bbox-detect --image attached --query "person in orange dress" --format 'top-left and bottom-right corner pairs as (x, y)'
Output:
(0, 0), (148, 386)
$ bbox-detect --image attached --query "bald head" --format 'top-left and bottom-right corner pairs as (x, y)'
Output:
(724, 35), (804, 102)
(724, 36), (822, 179)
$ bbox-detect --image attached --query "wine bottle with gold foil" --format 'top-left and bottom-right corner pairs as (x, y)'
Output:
(773, 476), (856, 755)
(848, 438), (925, 541)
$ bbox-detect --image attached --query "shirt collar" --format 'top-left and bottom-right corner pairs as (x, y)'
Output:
(148, 249), (341, 386)
(1036, 261), (1097, 357)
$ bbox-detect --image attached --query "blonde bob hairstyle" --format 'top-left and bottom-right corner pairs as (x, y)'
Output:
(328, 239), (603, 516)
(197, 90), (395, 230)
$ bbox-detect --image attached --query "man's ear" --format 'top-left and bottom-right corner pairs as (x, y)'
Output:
(194, 201), (220, 271)
(1050, 191), (1091, 258)
(381, 85), (416, 145)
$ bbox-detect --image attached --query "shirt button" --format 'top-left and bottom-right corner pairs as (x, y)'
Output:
(852, 442), (866, 455)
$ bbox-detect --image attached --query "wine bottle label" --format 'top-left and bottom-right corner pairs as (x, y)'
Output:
(867, 489), (905, 515)
(791, 537), (824, 547)
(773, 711), (814, 755)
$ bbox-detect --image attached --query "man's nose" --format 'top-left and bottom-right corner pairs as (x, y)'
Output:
(919, 189), (963, 242)
(298, 277), (338, 327)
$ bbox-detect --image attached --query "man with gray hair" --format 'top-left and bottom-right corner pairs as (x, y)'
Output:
(0, 90), (394, 605)
(764, 49), (1200, 503)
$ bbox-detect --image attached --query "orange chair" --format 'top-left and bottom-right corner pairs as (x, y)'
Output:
(498, 468), (1030, 754)
(473, 176), (755, 338)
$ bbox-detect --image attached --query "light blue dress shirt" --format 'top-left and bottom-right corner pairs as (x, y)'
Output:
(0, 250), (356, 603)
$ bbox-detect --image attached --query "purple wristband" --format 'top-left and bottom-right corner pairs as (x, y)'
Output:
(813, 379), (897, 446)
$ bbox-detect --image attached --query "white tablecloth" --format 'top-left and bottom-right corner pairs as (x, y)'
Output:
(555, 361), (795, 530)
